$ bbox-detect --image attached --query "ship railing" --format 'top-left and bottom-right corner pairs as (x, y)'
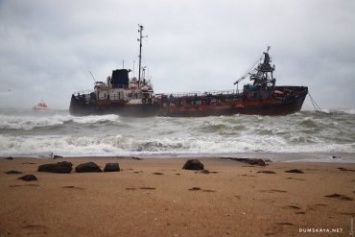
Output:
(155, 89), (237, 99)
(71, 90), (95, 105)
(71, 90), (94, 96)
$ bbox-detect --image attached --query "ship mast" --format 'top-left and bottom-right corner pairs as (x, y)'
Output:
(138, 24), (145, 88)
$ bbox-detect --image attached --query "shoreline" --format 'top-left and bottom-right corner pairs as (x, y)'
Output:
(1, 156), (354, 236)
(1, 151), (354, 163)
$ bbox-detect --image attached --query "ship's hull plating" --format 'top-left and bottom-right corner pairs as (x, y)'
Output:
(70, 86), (308, 117)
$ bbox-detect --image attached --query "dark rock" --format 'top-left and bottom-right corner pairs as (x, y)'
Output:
(5, 170), (22, 174)
(248, 159), (267, 166)
(140, 187), (156, 190)
(18, 174), (38, 181)
(38, 161), (73, 173)
(325, 193), (353, 201)
(130, 156), (143, 160)
(153, 172), (164, 175)
(104, 163), (120, 172)
(53, 155), (63, 159)
(285, 169), (304, 174)
(182, 159), (204, 170)
(276, 222), (294, 226)
(221, 157), (267, 166)
(200, 169), (211, 174)
(75, 162), (102, 173)
(189, 187), (201, 191)
(295, 211), (306, 215)
(257, 170), (276, 174)
(5, 157), (13, 160)
(284, 205), (301, 210)
(338, 167), (355, 172)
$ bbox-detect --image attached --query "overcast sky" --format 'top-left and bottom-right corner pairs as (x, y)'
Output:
(0, 0), (354, 110)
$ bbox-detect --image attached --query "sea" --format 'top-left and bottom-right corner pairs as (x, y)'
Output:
(0, 108), (355, 162)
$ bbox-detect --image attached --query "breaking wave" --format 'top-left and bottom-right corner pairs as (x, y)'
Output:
(0, 109), (354, 160)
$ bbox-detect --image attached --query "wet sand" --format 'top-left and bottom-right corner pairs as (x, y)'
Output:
(0, 156), (354, 237)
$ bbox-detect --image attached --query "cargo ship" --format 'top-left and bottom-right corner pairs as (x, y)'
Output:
(69, 26), (308, 117)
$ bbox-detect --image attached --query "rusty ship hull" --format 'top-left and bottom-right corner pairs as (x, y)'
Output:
(69, 86), (308, 117)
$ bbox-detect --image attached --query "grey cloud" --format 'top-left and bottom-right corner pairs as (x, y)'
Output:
(0, 0), (354, 110)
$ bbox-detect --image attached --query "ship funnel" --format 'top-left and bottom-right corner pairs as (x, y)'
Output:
(111, 69), (130, 88)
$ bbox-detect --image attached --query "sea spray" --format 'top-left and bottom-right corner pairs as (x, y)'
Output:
(0, 109), (354, 160)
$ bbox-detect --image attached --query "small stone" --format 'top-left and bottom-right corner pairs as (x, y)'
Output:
(5, 170), (22, 174)
(188, 187), (201, 191)
(325, 193), (353, 201)
(285, 169), (304, 174)
(18, 174), (38, 181)
(200, 169), (211, 174)
(338, 167), (355, 172)
(257, 170), (276, 174)
(221, 157), (267, 166)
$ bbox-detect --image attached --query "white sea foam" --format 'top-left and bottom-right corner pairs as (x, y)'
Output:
(0, 110), (354, 161)
(71, 114), (120, 124)
(0, 114), (67, 130)
(344, 108), (355, 114)
(0, 113), (121, 130)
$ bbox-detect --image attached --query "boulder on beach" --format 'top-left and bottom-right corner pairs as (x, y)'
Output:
(182, 159), (204, 170)
(38, 161), (73, 173)
(75, 162), (102, 173)
(104, 163), (120, 172)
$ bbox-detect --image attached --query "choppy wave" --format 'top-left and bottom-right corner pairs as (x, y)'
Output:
(0, 109), (355, 161)
(0, 113), (120, 131)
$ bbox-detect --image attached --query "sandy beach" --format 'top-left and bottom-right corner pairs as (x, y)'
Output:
(0, 156), (354, 237)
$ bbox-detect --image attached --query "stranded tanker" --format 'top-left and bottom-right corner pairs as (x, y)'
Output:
(69, 26), (308, 117)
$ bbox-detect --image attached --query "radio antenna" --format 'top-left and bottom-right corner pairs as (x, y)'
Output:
(138, 24), (147, 88)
